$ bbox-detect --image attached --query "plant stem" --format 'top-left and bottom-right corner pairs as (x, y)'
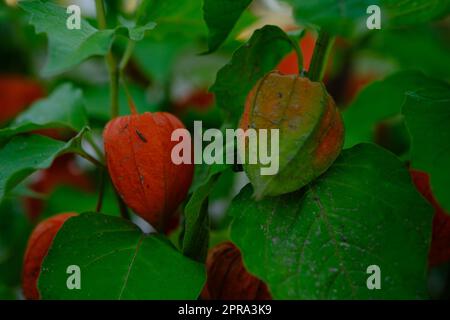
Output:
(120, 72), (138, 114)
(96, 170), (106, 212)
(286, 32), (303, 75)
(308, 30), (334, 82)
(85, 133), (104, 161)
(119, 40), (136, 71)
(77, 150), (105, 169)
(95, 0), (119, 118)
(118, 40), (138, 115)
(108, 59), (120, 118)
(94, 0), (107, 29)
(115, 191), (130, 220)
(95, 0), (132, 220)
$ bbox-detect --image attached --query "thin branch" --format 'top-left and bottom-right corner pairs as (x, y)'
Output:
(96, 170), (106, 212)
(308, 31), (335, 82)
(85, 133), (104, 161)
(115, 190), (131, 220)
(77, 151), (105, 169)
(95, 0), (119, 118)
(94, 0), (107, 29)
(119, 40), (136, 71)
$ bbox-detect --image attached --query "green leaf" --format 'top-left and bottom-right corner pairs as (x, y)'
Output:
(285, 0), (450, 37)
(211, 25), (297, 125)
(130, 22), (157, 41)
(403, 85), (450, 213)
(203, 0), (253, 53)
(384, 0), (450, 27)
(39, 213), (205, 299)
(0, 83), (88, 142)
(368, 27), (450, 80)
(285, 0), (379, 36)
(222, 8), (258, 51)
(118, 19), (157, 42)
(0, 131), (86, 202)
(135, 0), (206, 40)
(0, 199), (32, 287)
(229, 143), (433, 299)
(209, 167), (237, 201)
(19, 0), (115, 76)
(182, 142), (232, 259)
(182, 170), (227, 262)
(344, 70), (447, 148)
(182, 182), (212, 263)
(190, 162), (231, 195)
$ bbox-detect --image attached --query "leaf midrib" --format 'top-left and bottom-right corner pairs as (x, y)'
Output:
(308, 185), (357, 298)
(118, 234), (145, 299)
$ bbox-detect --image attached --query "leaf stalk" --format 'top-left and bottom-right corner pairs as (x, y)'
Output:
(308, 31), (334, 82)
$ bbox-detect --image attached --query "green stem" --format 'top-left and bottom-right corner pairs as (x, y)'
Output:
(96, 170), (106, 212)
(77, 150), (105, 169)
(95, 0), (119, 118)
(120, 75), (138, 114)
(85, 133), (104, 161)
(119, 40), (136, 71)
(118, 40), (138, 114)
(308, 31), (334, 82)
(95, 0), (130, 220)
(107, 57), (119, 118)
(115, 191), (130, 220)
(287, 33), (303, 75)
(94, 0), (107, 29)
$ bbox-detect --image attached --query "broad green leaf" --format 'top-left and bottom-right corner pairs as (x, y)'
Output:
(19, 0), (115, 76)
(203, 0), (253, 53)
(0, 131), (86, 202)
(39, 213), (205, 299)
(285, 0), (379, 36)
(221, 8), (258, 52)
(0, 83), (87, 142)
(285, 0), (450, 37)
(344, 70), (447, 148)
(211, 25), (297, 125)
(385, 0), (450, 27)
(133, 5), (256, 82)
(403, 86), (450, 213)
(0, 199), (32, 287)
(230, 143), (433, 299)
(368, 27), (450, 80)
(135, 0), (206, 40)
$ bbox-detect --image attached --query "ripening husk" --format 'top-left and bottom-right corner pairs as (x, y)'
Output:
(240, 71), (344, 198)
(104, 112), (193, 230)
(23, 212), (77, 300)
(202, 242), (271, 300)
